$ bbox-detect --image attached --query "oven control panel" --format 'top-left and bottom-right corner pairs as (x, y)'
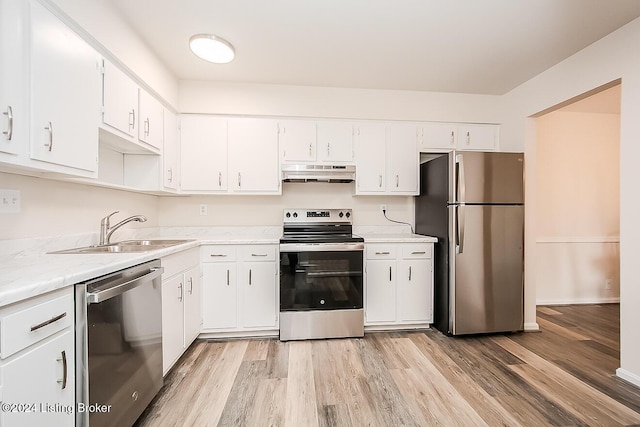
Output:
(283, 209), (352, 223)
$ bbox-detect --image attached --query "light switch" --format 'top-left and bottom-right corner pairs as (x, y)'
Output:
(0, 189), (21, 214)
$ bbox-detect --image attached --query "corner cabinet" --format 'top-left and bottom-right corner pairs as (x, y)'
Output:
(365, 241), (434, 329)
(161, 248), (201, 375)
(200, 244), (279, 337)
(0, 288), (75, 427)
(355, 123), (418, 195)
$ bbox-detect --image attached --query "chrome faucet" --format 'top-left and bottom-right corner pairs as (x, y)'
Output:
(99, 211), (147, 245)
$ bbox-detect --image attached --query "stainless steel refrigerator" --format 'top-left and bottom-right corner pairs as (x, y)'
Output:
(416, 151), (524, 335)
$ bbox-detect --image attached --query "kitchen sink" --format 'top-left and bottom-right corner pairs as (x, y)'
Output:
(49, 239), (194, 254)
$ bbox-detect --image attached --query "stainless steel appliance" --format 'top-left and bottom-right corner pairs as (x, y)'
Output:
(415, 152), (524, 335)
(281, 164), (356, 183)
(279, 209), (364, 341)
(75, 260), (164, 427)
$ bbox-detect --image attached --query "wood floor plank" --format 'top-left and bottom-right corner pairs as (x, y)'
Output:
(285, 341), (319, 427)
(243, 338), (270, 361)
(537, 306), (562, 315)
(493, 335), (640, 425)
(536, 316), (591, 341)
(218, 360), (267, 426)
(245, 378), (287, 427)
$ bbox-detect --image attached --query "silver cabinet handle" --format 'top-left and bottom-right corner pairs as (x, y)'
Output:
(396, 174), (399, 188)
(2, 106), (13, 140)
(129, 109), (136, 129)
(188, 277), (193, 294)
(309, 143), (312, 156)
(375, 251), (390, 255)
(57, 350), (68, 390)
(249, 269), (252, 285)
(210, 254), (227, 257)
(219, 171), (222, 188)
(450, 130), (455, 145)
(389, 266), (392, 281)
(226, 269), (230, 286)
(409, 266), (412, 281)
(167, 168), (173, 183)
(251, 253), (268, 257)
(411, 251), (426, 255)
(178, 282), (183, 302)
(238, 172), (241, 188)
(379, 174), (383, 188)
(30, 312), (67, 332)
(327, 142), (330, 157)
(44, 122), (53, 151)
(466, 131), (470, 145)
(144, 117), (150, 136)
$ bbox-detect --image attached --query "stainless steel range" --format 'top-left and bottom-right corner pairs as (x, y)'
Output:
(279, 209), (364, 341)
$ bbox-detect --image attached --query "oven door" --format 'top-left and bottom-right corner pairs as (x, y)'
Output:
(279, 243), (364, 311)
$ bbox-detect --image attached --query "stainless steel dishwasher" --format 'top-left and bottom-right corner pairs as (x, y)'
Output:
(75, 260), (164, 427)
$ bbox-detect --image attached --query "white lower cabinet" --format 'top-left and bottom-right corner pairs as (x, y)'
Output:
(365, 242), (433, 328)
(0, 288), (75, 427)
(201, 244), (278, 336)
(161, 248), (201, 375)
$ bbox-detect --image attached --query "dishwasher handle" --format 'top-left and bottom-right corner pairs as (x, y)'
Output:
(87, 266), (164, 304)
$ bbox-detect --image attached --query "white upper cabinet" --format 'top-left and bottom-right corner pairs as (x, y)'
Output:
(0, 0), (26, 157)
(163, 109), (179, 190)
(386, 124), (418, 194)
(102, 59), (138, 139)
(179, 115), (228, 192)
(228, 117), (280, 194)
(355, 123), (387, 193)
(317, 121), (354, 163)
(420, 122), (499, 151)
(279, 120), (316, 162)
(138, 88), (163, 150)
(356, 123), (418, 195)
(29, 0), (100, 174)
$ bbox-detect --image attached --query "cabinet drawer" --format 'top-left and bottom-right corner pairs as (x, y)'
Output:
(1, 291), (73, 359)
(201, 245), (237, 263)
(366, 244), (397, 259)
(401, 244), (432, 259)
(162, 247), (199, 278)
(239, 245), (277, 262)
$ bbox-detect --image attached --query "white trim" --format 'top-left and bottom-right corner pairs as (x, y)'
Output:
(198, 330), (278, 340)
(616, 368), (640, 388)
(536, 236), (620, 243)
(524, 322), (540, 331)
(537, 298), (620, 306)
(365, 324), (430, 332)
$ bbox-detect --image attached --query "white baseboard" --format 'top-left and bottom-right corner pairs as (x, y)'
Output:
(616, 368), (640, 388)
(536, 297), (620, 306)
(524, 322), (540, 332)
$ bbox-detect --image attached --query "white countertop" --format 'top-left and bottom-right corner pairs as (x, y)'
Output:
(0, 226), (437, 309)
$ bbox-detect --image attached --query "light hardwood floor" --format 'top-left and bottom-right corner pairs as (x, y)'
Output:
(136, 304), (640, 426)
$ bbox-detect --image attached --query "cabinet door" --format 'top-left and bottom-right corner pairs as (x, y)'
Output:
(180, 115), (227, 191)
(138, 89), (163, 150)
(161, 274), (185, 374)
(183, 266), (201, 346)
(355, 123), (386, 194)
(228, 118), (279, 193)
(29, 0), (100, 173)
(102, 59), (138, 137)
(397, 259), (432, 322)
(0, 330), (75, 427)
(365, 260), (396, 323)
(242, 262), (277, 328)
(279, 120), (316, 163)
(317, 121), (353, 163)
(457, 124), (498, 151)
(421, 123), (457, 150)
(0, 0), (25, 156)
(202, 262), (237, 329)
(163, 109), (179, 190)
(387, 124), (418, 194)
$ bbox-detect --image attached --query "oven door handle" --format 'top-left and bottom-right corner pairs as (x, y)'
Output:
(279, 243), (364, 252)
(86, 267), (164, 304)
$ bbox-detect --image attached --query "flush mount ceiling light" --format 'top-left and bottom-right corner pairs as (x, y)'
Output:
(189, 34), (235, 64)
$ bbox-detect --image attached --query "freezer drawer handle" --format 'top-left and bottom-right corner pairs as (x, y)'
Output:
(30, 312), (67, 332)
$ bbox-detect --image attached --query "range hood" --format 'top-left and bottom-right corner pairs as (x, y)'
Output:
(282, 164), (356, 183)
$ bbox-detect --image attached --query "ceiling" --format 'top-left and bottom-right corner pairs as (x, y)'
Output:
(110, 0), (640, 95)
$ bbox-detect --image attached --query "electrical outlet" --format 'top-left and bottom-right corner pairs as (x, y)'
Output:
(199, 204), (208, 216)
(0, 189), (21, 214)
(380, 204), (387, 213)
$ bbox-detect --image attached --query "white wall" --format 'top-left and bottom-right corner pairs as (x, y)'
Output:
(501, 17), (640, 385)
(47, 0), (178, 108)
(0, 172), (158, 240)
(535, 111), (620, 304)
(158, 183), (412, 228)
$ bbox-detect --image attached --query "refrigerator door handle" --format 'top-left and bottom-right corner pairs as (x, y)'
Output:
(458, 204), (466, 253)
(456, 153), (466, 204)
